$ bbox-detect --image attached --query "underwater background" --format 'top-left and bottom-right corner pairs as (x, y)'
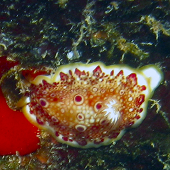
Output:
(0, 0), (170, 169)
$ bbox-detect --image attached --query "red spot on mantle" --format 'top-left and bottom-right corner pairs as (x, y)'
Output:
(93, 66), (102, 77)
(60, 72), (69, 81)
(74, 68), (86, 77)
(75, 95), (82, 102)
(0, 89), (40, 156)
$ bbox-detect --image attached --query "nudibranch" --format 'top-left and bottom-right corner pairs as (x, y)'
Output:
(18, 62), (163, 148)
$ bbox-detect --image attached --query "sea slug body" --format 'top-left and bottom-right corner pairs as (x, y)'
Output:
(18, 62), (163, 148)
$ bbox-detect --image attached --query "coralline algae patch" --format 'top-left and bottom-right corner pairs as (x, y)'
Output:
(0, 89), (40, 155)
(19, 62), (163, 148)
